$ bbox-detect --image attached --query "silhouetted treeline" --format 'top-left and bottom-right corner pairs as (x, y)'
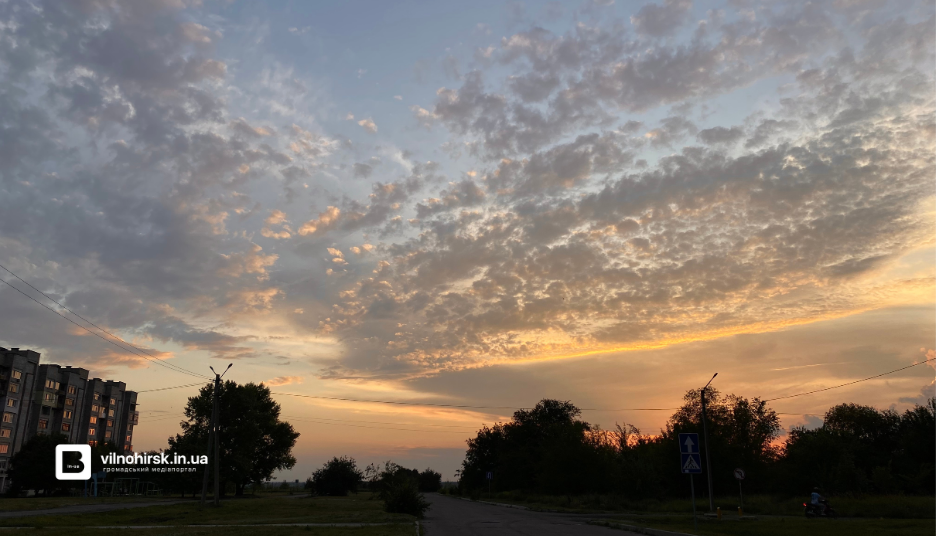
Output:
(459, 391), (935, 498)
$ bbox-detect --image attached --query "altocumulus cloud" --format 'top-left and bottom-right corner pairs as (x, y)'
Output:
(0, 0), (933, 387)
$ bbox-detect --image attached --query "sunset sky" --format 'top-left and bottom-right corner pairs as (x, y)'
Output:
(0, 0), (933, 480)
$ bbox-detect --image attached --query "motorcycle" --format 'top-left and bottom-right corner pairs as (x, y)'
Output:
(803, 499), (837, 518)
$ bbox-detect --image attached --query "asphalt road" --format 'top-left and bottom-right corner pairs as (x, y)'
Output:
(422, 494), (634, 535)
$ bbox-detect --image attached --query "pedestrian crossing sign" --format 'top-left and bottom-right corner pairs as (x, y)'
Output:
(681, 453), (702, 474)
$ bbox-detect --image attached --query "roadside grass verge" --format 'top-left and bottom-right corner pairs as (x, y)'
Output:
(463, 491), (933, 518)
(592, 515), (933, 536)
(0, 493), (415, 528)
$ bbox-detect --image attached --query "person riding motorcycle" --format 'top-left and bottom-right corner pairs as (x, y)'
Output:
(810, 487), (826, 515)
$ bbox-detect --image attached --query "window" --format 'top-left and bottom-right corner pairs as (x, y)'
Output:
(107, 419), (113, 428)
(43, 392), (55, 402)
(8, 384), (17, 394)
(10, 370), (21, 381)
(89, 416), (97, 424)
(126, 435), (131, 442)
(0, 445), (8, 454)
(5, 399), (14, 408)
(88, 440), (97, 447)
(0, 460), (7, 470)
(104, 431), (111, 439)
(41, 406), (51, 415)
(67, 385), (77, 395)
(62, 423), (71, 432)
(89, 428), (96, 435)
(128, 425), (133, 432)
(0, 429), (10, 438)
(110, 398), (116, 405)
(65, 398), (74, 406)
(45, 379), (56, 389)
(1, 413), (11, 424)
(108, 409), (114, 417)
(93, 393), (100, 401)
(91, 404), (99, 413)
(64, 410), (73, 419)
(38, 419), (48, 430)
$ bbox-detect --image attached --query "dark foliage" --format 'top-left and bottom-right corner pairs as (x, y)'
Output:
(374, 462), (430, 518)
(459, 394), (935, 499)
(417, 468), (442, 492)
(311, 456), (363, 496)
(8, 433), (70, 495)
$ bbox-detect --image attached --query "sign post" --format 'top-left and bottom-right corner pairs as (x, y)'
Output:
(486, 470), (493, 495)
(734, 468), (745, 512)
(679, 433), (702, 530)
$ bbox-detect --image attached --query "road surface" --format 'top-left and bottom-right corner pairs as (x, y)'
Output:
(423, 494), (635, 535)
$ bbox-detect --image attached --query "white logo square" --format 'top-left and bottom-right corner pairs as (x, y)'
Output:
(55, 444), (91, 480)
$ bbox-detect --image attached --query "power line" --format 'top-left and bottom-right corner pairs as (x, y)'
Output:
(137, 382), (207, 393)
(0, 264), (209, 380)
(283, 414), (479, 429)
(763, 357), (936, 402)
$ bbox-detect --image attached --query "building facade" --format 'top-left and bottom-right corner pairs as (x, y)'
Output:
(0, 347), (139, 490)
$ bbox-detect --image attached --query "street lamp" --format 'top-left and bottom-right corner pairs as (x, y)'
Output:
(701, 373), (717, 512)
(201, 363), (232, 506)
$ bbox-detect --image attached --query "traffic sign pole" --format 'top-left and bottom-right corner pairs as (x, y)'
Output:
(690, 474), (697, 531)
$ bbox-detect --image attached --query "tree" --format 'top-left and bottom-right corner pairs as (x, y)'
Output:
(311, 456), (362, 496)
(663, 388), (781, 494)
(169, 380), (299, 496)
(417, 468), (442, 492)
(8, 433), (71, 495)
(461, 399), (608, 493)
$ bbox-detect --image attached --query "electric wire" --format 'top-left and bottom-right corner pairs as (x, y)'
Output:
(762, 357), (936, 402)
(283, 414), (479, 429)
(137, 382), (207, 393)
(0, 264), (210, 380)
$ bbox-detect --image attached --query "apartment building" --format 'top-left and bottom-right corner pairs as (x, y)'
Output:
(0, 347), (139, 490)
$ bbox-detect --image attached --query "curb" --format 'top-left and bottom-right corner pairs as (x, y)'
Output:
(589, 520), (696, 536)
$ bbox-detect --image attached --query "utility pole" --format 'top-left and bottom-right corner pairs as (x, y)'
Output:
(199, 364), (232, 506)
(700, 373), (717, 512)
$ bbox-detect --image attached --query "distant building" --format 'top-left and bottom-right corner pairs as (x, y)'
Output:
(0, 347), (139, 491)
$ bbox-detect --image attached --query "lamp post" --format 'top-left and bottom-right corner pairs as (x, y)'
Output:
(200, 363), (232, 506)
(700, 373), (717, 512)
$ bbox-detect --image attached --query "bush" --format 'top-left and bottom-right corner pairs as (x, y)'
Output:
(374, 462), (431, 518)
(311, 456), (363, 496)
(383, 478), (430, 518)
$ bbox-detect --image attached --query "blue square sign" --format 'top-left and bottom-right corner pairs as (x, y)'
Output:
(678, 433), (699, 454)
(681, 453), (702, 474)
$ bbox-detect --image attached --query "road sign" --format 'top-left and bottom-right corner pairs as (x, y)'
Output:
(681, 453), (702, 474)
(734, 468), (745, 480)
(679, 433), (699, 454)
(486, 471), (493, 480)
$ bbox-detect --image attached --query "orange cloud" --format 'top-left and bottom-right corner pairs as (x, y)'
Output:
(266, 376), (303, 386)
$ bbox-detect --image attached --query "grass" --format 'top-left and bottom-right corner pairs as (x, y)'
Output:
(0, 493), (415, 528)
(457, 490), (934, 519)
(592, 515), (934, 536)
(32, 527), (414, 536)
(0, 495), (174, 512)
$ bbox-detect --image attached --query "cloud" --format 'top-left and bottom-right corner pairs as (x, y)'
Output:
(630, 0), (693, 37)
(264, 375), (303, 386)
(358, 118), (378, 133)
